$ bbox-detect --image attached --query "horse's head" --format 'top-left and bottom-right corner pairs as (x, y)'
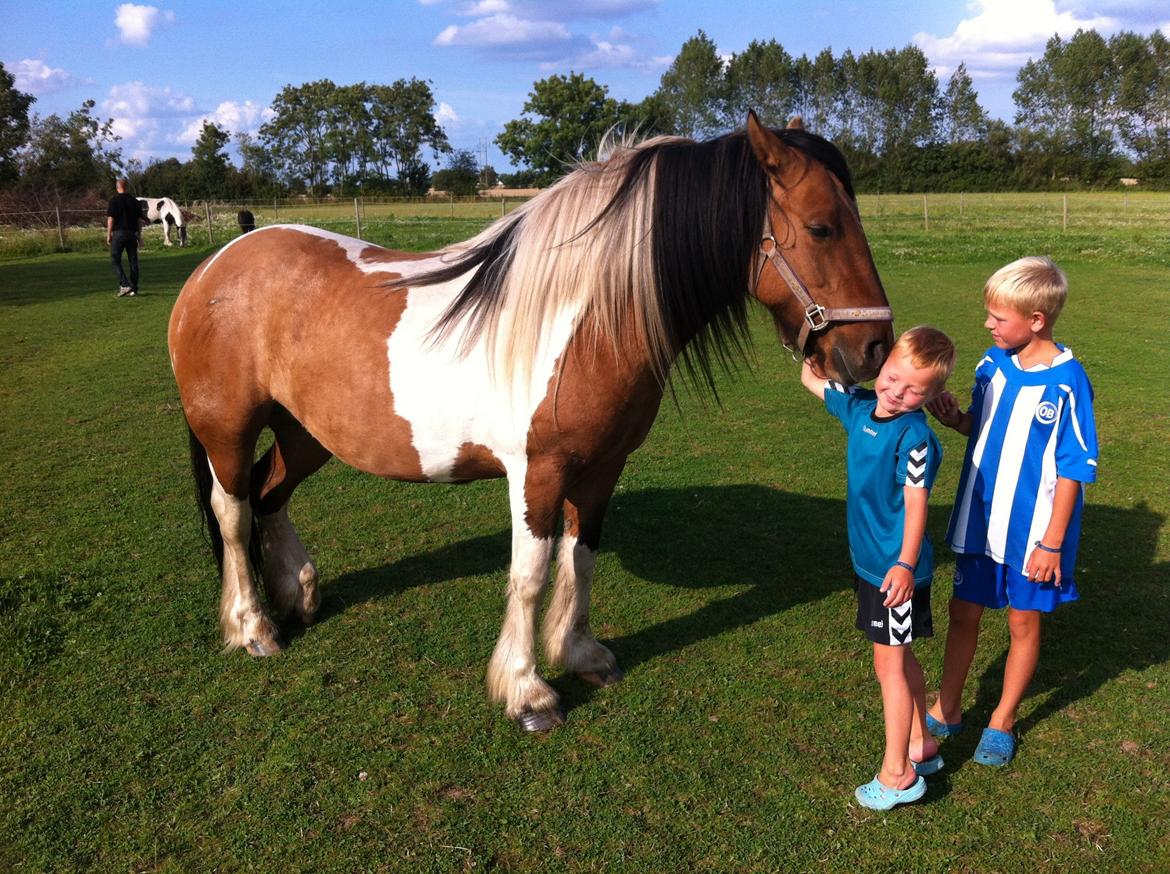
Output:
(746, 112), (893, 384)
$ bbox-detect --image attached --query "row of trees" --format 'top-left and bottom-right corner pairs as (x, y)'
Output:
(2, 26), (1169, 203)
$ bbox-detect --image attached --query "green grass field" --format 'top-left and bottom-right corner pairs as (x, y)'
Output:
(1, 207), (1168, 871)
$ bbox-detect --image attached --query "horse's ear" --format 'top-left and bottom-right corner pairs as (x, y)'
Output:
(787, 116), (804, 130)
(747, 110), (798, 185)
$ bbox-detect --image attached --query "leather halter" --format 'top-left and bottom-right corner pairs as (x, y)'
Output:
(753, 211), (893, 357)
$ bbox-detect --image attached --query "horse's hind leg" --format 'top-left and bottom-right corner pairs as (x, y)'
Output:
(203, 440), (284, 656)
(252, 408), (332, 624)
(544, 459), (624, 687)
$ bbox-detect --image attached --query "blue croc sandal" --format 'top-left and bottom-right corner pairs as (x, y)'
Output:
(926, 712), (964, 738)
(854, 775), (926, 810)
(912, 753), (944, 776)
(973, 727), (1016, 766)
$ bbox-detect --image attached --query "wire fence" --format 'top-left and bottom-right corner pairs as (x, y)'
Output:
(3, 191), (1169, 259)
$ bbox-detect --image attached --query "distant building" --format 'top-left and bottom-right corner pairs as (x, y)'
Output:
(1120, 177), (1139, 187)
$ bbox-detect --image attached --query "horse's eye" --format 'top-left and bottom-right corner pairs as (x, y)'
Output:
(807, 224), (832, 240)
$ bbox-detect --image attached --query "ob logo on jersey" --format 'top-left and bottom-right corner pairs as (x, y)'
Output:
(1035, 400), (1058, 425)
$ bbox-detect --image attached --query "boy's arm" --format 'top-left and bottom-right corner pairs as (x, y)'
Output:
(926, 390), (972, 436)
(800, 360), (829, 400)
(881, 485), (928, 607)
(1024, 477), (1081, 586)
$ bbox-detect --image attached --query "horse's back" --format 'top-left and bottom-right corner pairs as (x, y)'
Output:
(169, 226), (441, 477)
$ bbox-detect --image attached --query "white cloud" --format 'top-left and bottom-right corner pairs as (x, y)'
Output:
(176, 100), (273, 145)
(101, 81), (195, 151)
(9, 59), (84, 96)
(434, 13), (571, 47)
(114, 4), (176, 46)
(435, 101), (460, 125)
(460, 0), (511, 14)
(915, 0), (1116, 80)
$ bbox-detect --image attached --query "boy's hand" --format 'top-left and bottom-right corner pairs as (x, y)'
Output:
(1026, 545), (1062, 586)
(926, 391), (961, 428)
(880, 564), (915, 607)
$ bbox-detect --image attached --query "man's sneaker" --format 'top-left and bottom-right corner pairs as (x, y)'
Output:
(117, 286), (132, 297)
(128, 288), (138, 296)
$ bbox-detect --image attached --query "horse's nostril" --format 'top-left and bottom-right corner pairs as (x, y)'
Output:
(866, 339), (889, 366)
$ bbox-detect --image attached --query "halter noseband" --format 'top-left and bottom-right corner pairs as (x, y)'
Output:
(754, 211), (893, 358)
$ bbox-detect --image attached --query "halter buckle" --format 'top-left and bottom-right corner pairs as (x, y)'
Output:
(804, 303), (830, 333)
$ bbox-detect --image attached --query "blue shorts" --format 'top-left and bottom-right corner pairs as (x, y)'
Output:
(951, 553), (1079, 613)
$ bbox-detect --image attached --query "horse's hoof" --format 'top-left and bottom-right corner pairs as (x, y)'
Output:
(515, 708), (564, 732)
(244, 636), (283, 657)
(579, 666), (624, 688)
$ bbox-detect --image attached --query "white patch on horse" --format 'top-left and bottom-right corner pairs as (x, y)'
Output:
(387, 279), (580, 482)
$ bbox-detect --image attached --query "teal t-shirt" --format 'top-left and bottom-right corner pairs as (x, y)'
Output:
(824, 382), (943, 588)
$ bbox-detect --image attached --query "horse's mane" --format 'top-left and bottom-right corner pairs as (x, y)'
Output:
(406, 126), (854, 394)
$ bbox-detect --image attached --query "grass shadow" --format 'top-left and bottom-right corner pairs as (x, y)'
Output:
(935, 501), (1167, 757)
(317, 484), (851, 680)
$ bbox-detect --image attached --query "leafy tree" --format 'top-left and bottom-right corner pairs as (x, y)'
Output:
(19, 99), (122, 194)
(187, 121), (232, 199)
(0, 61), (35, 185)
(234, 132), (282, 197)
(1014, 30), (1119, 181)
(1112, 31), (1170, 176)
(366, 78), (451, 184)
(260, 79), (338, 195)
(722, 39), (794, 130)
(940, 62), (988, 143)
(136, 157), (186, 196)
(431, 149), (478, 196)
(325, 83), (372, 195)
(496, 72), (626, 186)
(653, 30), (724, 138)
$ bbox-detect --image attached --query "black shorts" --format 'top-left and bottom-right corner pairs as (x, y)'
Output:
(854, 577), (934, 646)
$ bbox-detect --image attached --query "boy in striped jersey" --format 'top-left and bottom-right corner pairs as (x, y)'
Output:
(802, 326), (956, 810)
(925, 256), (1099, 767)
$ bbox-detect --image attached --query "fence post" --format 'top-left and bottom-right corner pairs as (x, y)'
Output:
(923, 194), (929, 232)
(960, 191), (965, 219)
(273, 196), (279, 220)
(449, 193), (454, 217)
(205, 202), (214, 246)
(55, 206), (65, 250)
(1062, 193), (1068, 232)
(501, 196), (505, 218)
(354, 197), (362, 240)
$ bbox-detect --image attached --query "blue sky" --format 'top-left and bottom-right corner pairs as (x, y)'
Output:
(4, 1), (1169, 170)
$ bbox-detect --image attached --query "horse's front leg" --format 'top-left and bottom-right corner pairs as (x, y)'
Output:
(486, 457), (564, 731)
(543, 458), (624, 687)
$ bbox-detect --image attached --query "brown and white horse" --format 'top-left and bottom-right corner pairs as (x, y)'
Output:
(168, 114), (894, 730)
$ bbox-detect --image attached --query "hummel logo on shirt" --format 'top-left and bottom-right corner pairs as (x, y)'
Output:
(906, 441), (928, 487)
(870, 620), (884, 628)
(863, 425), (878, 437)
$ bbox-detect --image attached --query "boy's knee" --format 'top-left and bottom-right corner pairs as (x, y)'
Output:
(1007, 608), (1041, 639)
(948, 598), (983, 627)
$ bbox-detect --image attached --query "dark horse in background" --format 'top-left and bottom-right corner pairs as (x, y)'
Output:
(167, 113), (894, 730)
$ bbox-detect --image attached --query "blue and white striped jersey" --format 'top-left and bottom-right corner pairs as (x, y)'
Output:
(947, 345), (1098, 581)
(825, 381), (943, 588)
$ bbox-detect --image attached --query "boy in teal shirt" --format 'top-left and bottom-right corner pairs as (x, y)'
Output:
(801, 326), (956, 810)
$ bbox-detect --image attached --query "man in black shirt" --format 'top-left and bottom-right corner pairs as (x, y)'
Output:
(106, 178), (143, 297)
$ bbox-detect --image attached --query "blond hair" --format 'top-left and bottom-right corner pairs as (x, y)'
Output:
(984, 256), (1067, 322)
(891, 325), (956, 391)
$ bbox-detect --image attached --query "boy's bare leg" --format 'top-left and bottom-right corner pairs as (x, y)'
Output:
(928, 598), (985, 724)
(905, 648), (939, 763)
(873, 643), (917, 789)
(989, 607), (1041, 732)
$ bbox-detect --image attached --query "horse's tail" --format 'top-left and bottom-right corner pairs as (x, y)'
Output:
(186, 423), (263, 577)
